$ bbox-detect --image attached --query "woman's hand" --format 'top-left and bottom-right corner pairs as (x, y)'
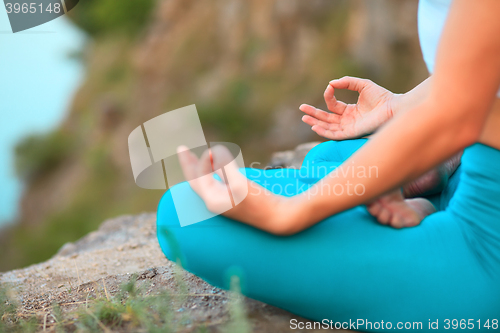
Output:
(177, 145), (242, 213)
(300, 76), (399, 140)
(177, 145), (298, 235)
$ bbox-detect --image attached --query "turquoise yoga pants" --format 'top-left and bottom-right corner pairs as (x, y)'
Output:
(157, 139), (500, 332)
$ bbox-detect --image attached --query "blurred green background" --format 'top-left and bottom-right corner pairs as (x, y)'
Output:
(0, 0), (427, 271)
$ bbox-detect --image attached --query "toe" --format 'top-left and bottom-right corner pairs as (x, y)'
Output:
(389, 213), (405, 228)
(367, 202), (382, 216)
(377, 207), (392, 225)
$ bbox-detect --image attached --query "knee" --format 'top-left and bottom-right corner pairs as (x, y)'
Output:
(157, 188), (177, 219)
(302, 141), (338, 167)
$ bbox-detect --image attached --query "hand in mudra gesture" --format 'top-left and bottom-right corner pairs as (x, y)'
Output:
(300, 76), (398, 140)
(300, 76), (456, 228)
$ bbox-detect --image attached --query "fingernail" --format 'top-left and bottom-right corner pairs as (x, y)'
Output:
(177, 145), (189, 153)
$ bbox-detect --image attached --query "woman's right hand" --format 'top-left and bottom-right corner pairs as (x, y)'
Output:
(300, 76), (401, 140)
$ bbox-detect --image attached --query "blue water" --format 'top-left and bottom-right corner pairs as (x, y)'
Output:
(0, 10), (85, 226)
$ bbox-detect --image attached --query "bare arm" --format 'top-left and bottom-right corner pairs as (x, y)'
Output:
(281, 0), (500, 234)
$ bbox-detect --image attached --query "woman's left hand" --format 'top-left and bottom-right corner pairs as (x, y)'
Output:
(177, 145), (245, 214)
(177, 145), (296, 234)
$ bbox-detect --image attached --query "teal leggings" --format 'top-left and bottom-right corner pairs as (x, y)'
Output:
(157, 140), (500, 331)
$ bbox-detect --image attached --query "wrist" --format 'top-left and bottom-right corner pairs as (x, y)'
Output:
(391, 77), (432, 117)
(389, 93), (405, 117)
(267, 195), (306, 236)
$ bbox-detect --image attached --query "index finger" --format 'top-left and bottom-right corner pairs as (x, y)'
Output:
(299, 104), (340, 123)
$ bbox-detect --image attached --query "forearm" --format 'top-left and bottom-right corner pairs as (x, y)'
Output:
(222, 178), (295, 235)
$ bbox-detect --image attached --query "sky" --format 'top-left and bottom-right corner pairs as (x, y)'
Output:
(0, 7), (85, 226)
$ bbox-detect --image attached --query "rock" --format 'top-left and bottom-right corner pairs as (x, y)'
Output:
(268, 141), (322, 168)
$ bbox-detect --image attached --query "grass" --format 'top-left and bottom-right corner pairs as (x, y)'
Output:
(0, 266), (252, 332)
(222, 275), (252, 333)
(71, 274), (179, 332)
(0, 285), (37, 333)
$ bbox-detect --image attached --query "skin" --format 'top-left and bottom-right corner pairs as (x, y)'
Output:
(300, 76), (432, 141)
(179, 0), (500, 235)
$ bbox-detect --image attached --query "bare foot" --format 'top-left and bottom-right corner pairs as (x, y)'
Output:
(367, 189), (437, 228)
(366, 151), (460, 228)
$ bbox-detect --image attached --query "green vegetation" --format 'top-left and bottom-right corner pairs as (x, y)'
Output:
(222, 275), (251, 333)
(75, 276), (176, 332)
(0, 285), (37, 333)
(200, 80), (268, 143)
(14, 130), (74, 182)
(67, 0), (156, 37)
(0, 277), (177, 332)
(0, 269), (251, 332)
(0, 286), (16, 331)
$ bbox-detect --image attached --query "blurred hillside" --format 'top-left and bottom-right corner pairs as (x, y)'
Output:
(0, 0), (427, 271)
